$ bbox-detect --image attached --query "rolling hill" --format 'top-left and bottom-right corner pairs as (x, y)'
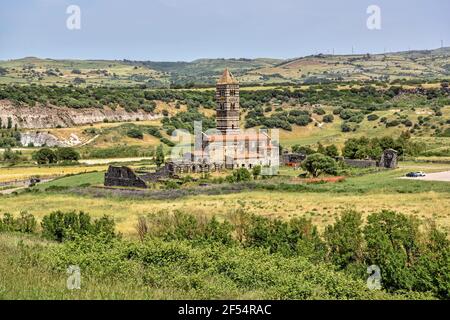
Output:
(0, 48), (449, 87)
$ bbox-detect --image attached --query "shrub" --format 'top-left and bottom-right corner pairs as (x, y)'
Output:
(126, 127), (144, 139)
(324, 210), (364, 269)
(56, 147), (80, 162)
(367, 114), (379, 121)
(226, 168), (252, 183)
(313, 107), (326, 115)
(41, 211), (116, 242)
(322, 114), (334, 123)
(324, 144), (339, 157)
(0, 212), (36, 233)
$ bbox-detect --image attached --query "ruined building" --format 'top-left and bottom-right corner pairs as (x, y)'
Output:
(104, 69), (278, 188)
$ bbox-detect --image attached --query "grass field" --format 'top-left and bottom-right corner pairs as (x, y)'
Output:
(1, 163), (449, 236)
(0, 164), (108, 182)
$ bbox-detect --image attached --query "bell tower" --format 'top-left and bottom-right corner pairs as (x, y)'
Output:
(216, 68), (240, 135)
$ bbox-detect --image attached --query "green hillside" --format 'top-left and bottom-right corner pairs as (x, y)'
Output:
(1, 48), (449, 87)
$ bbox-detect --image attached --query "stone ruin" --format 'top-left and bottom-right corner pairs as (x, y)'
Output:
(379, 148), (398, 169)
(342, 149), (398, 169)
(281, 151), (307, 166)
(104, 161), (225, 188)
(104, 166), (148, 189)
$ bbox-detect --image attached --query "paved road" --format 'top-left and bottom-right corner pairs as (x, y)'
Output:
(0, 178), (54, 195)
(400, 170), (450, 182)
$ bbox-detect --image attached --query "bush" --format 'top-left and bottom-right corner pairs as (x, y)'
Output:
(313, 107), (326, 115)
(322, 114), (334, 123)
(324, 210), (364, 269)
(41, 211), (116, 242)
(0, 212), (36, 233)
(367, 114), (379, 121)
(56, 147), (80, 162)
(226, 168), (252, 183)
(126, 127), (144, 139)
(324, 144), (339, 157)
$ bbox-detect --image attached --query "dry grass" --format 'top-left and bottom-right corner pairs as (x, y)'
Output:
(1, 190), (449, 236)
(0, 165), (108, 182)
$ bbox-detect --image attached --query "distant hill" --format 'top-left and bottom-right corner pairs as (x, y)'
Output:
(0, 48), (449, 87)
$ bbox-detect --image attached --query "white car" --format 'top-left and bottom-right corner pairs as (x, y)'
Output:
(416, 171), (426, 177)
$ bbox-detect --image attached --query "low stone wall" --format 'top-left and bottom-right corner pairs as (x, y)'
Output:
(343, 159), (378, 168)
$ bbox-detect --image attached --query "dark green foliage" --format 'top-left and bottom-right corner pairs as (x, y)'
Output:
(55, 147), (80, 162)
(244, 215), (326, 261)
(313, 107), (326, 115)
(41, 211), (116, 242)
(364, 210), (422, 291)
(226, 168), (252, 183)
(0, 212), (36, 233)
(301, 153), (338, 177)
(252, 165), (262, 179)
(0, 129), (21, 148)
(3, 208), (450, 298)
(32, 148), (57, 164)
(126, 127), (144, 139)
(324, 210), (364, 269)
(85, 145), (154, 159)
(146, 126), (163, 138)
(342, 134), (426, 159)
(386, 119), (400, 127)
(161, 108), (215, 133)
(292, 145), (316, 155)
(155, 144), (165, 167)
(324, 144), (339, 157)
(322, 114), (334, 123)
(2, 148), (21, 163)
(367, 114), (379, 121)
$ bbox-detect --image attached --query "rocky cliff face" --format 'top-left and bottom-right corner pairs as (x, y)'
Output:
(20, 132), (83, 147)
(0, 100), (161, 129)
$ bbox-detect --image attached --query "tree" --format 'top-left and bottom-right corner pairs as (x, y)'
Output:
(2, 148), (20, 164)
(155, 144), (165, 167)
(56, 147), (80, 162)
(324, 144), (339, 158)
(301, 153), (337, 177)
(7, 117), (12, 129)
(292, 145), (316, 155)
(252, 165), (262, 180)
(32, 148), (57, 165)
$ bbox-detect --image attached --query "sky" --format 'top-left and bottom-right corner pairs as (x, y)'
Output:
(0, 0), (449, 61)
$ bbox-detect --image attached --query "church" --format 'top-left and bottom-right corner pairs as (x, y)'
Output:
(192, 68), (278, 170)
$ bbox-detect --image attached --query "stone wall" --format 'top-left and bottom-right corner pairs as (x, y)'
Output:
(343, 159), (378, 168)
(104, 166), (148, 188)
